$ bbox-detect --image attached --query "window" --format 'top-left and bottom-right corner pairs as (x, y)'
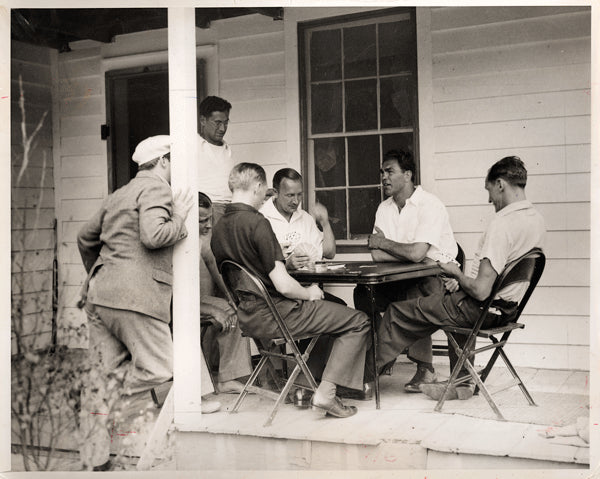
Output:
(299, 9), (418, 242)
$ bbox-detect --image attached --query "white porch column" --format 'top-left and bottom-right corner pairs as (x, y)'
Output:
(168, 8), (203, 423)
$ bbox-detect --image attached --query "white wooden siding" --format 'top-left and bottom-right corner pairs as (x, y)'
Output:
(54, 44), (105, 347)
(11, 41), (55, 352)
(430, 6), (591, 370)
(214, 14), (288, 182)
(50, 8), (590, 371)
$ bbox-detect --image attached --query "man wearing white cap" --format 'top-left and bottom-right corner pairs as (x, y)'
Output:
(77, 135), (196, 470)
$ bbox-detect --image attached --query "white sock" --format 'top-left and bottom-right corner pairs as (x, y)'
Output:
(314, 380), (336, 403)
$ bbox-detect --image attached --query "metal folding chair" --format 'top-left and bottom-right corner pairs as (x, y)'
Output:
(219, 259), (320, 427)
(435, 247), (546, 420)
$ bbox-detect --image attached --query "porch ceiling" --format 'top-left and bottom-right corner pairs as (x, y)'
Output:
(11, 8), (284, 52)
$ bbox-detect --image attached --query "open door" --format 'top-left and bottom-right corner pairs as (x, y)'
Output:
(105, 60), (205, 191)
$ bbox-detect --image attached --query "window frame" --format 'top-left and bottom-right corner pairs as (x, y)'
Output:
(298, 7), (419, 248)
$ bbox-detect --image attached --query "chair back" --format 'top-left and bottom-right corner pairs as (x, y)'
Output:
(219, 259), (294, 342)
(481, 247), (545, 324)
(456, 243), (466, 272)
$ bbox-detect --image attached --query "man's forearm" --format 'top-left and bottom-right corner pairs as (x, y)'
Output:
(372, 238), (427, 263)
(321, 221), (336, 259)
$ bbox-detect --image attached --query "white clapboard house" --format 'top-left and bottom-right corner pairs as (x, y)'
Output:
(10, 5), (592, 471)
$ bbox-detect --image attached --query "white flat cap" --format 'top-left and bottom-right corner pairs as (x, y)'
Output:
(132, 135), (171, 166)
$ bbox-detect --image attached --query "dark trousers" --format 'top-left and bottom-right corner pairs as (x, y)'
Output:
(354, 276), (444, 364)
(239, 296), (370, 390)
(376, 290), (505, 380)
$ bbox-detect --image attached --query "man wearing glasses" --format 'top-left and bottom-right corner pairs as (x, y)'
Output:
(198, 95), (234, 226)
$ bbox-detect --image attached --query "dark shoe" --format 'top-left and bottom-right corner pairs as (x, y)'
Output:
(419, 382), (475, 401)
(378, 358), (397, 376)
(337, 382), (373, 401)
(311, 395), (357, 418)
(92, 460), (113, 471)
(404, 366), (437, 393)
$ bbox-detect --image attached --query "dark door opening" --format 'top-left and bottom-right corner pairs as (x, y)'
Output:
(105, 61), (205, 191)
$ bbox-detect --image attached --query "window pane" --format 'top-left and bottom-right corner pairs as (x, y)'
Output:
(314, 137), (345, 188)
(310, 29), (341, 81)
(380, 76), (413, 128)
(316, 190), (347, 239)
(382, 132), (414, 156)
(379, 20), (415, 75)
(343, 24), (376, 79)
(345, 79), (377, 131)
(311, 83), (342, 134)
(348, 135), (380, 186)
(349, 187), (380, 239)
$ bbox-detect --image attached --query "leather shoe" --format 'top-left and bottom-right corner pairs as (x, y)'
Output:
(419, 382), (475, 401)
(378, 358), (397, 376)
(337, 382), (373, 401)
(311, 395), (357, 418)
(404, 366), (437, 393)
(92, 460), (113, 471)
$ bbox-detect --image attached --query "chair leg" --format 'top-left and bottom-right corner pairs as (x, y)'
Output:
(435, 332), (476, 412)
(463, 357), (506, 421)
(291, 336), (319, 391)
(202, 347), (218, 394)
(264, 363), (304, 427)
(231, 355), (269, 413)
(477, 332), (510, 387)
(498, 347), (537, 406)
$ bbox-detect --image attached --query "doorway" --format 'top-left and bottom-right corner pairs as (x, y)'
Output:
(105, 61), (205, 191)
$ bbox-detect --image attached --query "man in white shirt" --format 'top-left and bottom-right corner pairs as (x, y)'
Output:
(377, 156), (546, 400)
(260, 169), (350, 400)
(354, 149), (458, 394)
(198, 96), (234, 225)
(259, 168), (336, 270)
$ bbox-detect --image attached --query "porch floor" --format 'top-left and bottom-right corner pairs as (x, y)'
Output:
(175, 360), (590, 470)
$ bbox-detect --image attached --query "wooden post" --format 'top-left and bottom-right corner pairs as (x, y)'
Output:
(168, 7), (203, 424)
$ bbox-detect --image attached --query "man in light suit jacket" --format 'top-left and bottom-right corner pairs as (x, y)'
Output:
(77, 135), (194, 470)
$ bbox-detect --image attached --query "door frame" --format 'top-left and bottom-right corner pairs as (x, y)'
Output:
(102, 45), (218, 192)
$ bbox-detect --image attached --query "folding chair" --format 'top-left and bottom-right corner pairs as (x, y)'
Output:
(434, 247), (546, 421)
(219, 259), (320, 427)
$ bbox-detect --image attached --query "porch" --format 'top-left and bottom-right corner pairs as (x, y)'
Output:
(173, 359), (589, 471)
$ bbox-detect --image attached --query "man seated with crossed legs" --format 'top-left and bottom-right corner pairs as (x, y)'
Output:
(212, 163), (371, 418)
(373, 156), (546, 400)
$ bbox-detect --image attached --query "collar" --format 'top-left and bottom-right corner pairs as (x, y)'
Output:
(136, 169), (170, 187)
(387, 185), (422, 209)
(199, 134), (229, 150)
(226, 202), (258, 214)
(496, 200), (534, 217)
(260, 198), (301, 223)
(405, 185), (424, 206)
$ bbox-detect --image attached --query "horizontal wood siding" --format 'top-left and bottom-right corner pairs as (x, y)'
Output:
(11, 41), (55, 352)
(430, 6), (591, 370)
(55, 45), (105, 348)
(215, 15), (288, 185)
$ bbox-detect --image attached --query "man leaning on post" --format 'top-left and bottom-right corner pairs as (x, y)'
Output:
(76, 136), (196, 470)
